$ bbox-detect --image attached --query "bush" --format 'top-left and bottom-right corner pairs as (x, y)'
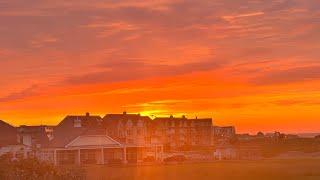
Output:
(0, 157), (85, 180)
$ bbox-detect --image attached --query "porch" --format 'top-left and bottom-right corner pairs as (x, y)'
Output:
(53, 146), (163, 165)
(49, 135), (163, 165)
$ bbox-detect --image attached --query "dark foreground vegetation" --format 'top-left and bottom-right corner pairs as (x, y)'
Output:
(86, 159), (320, 180)
(1, 156), (320, 180)
(237, 137), (320, 158)
(0, 155), (85, 180)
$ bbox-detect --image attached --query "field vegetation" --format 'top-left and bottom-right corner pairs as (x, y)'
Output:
(85, 159), (320, 180)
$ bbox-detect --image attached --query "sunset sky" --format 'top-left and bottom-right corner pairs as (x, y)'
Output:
(0, 0), (320, 133)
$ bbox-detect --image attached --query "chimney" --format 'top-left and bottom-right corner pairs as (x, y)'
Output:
(123, 111), (127, 115)
(86, 112), (90, 117)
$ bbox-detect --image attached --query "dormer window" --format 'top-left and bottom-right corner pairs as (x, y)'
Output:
(74, 118), (81, 128)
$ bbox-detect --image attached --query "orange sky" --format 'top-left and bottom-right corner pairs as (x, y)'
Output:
(0, 0), (320, 133)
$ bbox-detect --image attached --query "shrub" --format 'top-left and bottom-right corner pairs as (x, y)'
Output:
(0, 157), (85, 180)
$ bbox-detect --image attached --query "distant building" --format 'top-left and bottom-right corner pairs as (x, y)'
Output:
(214, 145), (237, 160)
(237, 133), (255, 141)
(213, 126), (236, 138)
(214, 145), (261, 160)
(153, 115), (213, 151)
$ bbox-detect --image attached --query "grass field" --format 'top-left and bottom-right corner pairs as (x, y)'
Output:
(85, 159), (320, 180)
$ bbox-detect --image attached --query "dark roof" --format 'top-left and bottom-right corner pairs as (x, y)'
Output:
(0, 120), (15, 129)
(56, 115), (102, 127)
(153, 117), (212, 126)
(102, 113), (152, 126)
(0, 120), (17, 146)
(18, 125), (47, 132)
(49, 115), (102, 148)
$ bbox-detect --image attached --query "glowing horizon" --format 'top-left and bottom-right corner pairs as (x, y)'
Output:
(1, 0), (320, 134)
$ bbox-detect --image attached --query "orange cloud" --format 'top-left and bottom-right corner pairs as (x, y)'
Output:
(0, 0), (320, 133)
(222, 12), (265, 21)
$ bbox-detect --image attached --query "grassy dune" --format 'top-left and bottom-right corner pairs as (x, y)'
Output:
(85, 159), (320, 180)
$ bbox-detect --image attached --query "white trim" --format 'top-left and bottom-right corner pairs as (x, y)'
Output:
(65, 136), (82, 148)
(65, 135), (122, 148)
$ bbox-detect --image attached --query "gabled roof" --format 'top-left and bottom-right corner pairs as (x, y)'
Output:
(49, 114), (102, 148)
(65, 135), (121, 148)
(0, 120), (15, 128)
(102, 113), (152, 126)
(153, 117), (187, 122)
(56, 115), (102, 127)
(0, 120), (17, 146)
(153, 116), (212, 126)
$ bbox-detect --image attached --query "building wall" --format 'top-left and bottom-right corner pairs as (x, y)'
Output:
(153, 117), (213, 151)
(213, 126), (236, 138)
(105, 119), (150, 145)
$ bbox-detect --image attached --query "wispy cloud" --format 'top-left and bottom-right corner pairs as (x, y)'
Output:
(63, 59), (223, 85)
(30, 35), (58, 48)
(222, 12), (265, 21)
(0, 85), (38, 102)
(251, 65), (320, 85)
(1, 0), (320, 132)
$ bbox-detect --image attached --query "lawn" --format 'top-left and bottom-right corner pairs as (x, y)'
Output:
(85, 159), (320, 180)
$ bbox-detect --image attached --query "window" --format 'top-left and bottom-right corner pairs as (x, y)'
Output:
(137, 129), (142, 135)
(127, 130), (132, 136)
(74, 119), (81, 128)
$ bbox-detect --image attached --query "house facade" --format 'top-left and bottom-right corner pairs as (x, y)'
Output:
(153, 116), (213, 151)
(0, 120), (17, 147)
(102, 112), (154, 146)
(0, 112), (239, 165)
(17, 125), (51, 148)
(213, 126), (236, 138)
(40, 113), (163, 165)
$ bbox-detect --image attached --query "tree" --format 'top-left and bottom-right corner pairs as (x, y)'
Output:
(257, 132), (264, 137)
